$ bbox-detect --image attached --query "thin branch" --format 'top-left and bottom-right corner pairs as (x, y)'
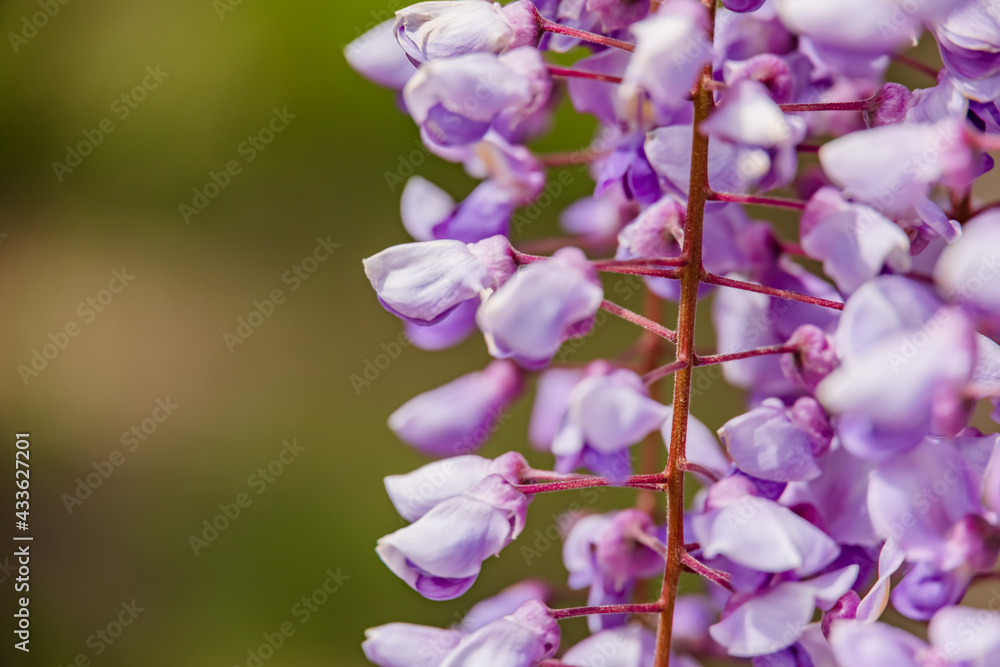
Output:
(516, 473), (668, 495)
(679, 462), (722, 483)
(680, 552), (734, 592)
(601, 300), (678, 343)
(537, 16), (635, 53)
(642, 359), (688, 386)
(594, 257), (689, 269)
(598, 264), (683, 280)
(779, 100), (871, 112)
(707, 191), (807, 211)
(653, 0), (718, 655)
(701, 272), (845, 311)
(546, 65), (624, 84)
(694, 344), (798, 366)
(551, 602), (663, 620)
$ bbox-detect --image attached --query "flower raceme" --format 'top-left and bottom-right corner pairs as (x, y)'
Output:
(347, 0), (1000, 665)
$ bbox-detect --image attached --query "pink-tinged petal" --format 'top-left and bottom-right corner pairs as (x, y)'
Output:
(622, 0), (713, 112)
(693, 495), (839, 576)
(363, 623), (464, 667)
(528, 367), (587, 450)
(461, 580), (551, 632)
(376, 475), (527, 600)
(401, 177), (456, 242)
(855, 538), (905, 623)
(800, 187), (910, 295)
(345, 19), (417, 90)
(388, 360), (522, 456)
(477, 247), (603, 367)
(867, 438), (981, 562)
(719, 397), (828, 483)
(928, 605), (1000, 661)
(441, 600), (560, 667)
(364, 239), (493, 323)
(394, 1), (524, 63)
(781, 446), (878, 547)
(828, 621), (925, 667)
(562, 624), (656, 667)
(566, 370), (670, 454)
(936, 209), (1000, 318)
(801, 566), (861, 611)
(405, 298), (479, 351)
(710, 582), (816, 657)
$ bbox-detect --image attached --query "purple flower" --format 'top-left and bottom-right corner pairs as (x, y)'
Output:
(816, 276), (976, 458)
(563, 510), (665, 632)
(477, 247), (603, 368)
(384, 450), (527, 522)
(621, 0), (713, 112)
(345, 20), (417, 90)
(531, 362), (669, 479)
(800, 187), (911, 295)
(376, 475), (529, 600)
(388, 360), (523, 457)
(363, 235), (515, 325)
(776, 0), (963, 55)
(692, 477), (841, 576)
(829, 605), (1000, 667)
(561, 624), (658, 667)
(394, 1), (541, 64)
(719, 396), (833, 483)
(700, 80), (806, 192)
(932, 0), (1000, 101)
(363, 623), (464, 667)
(710, 566), (859, 656)
(460, 580), (551, 631)
(405, 299), (480, 351)
(936, 209), (1000, 320)
(780, 325), (838, 394)
(403, 47), (550, 148)
(818, 118), (977, 243)
(363, 599), (559, 667)
(586, 0), (650, 32)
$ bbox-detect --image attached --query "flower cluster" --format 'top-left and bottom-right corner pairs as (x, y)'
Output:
(347, 0), (1000, 665)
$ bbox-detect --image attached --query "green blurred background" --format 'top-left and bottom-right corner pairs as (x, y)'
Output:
(0, 1), (996, 666)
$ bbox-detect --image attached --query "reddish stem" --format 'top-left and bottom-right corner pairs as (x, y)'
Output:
(679, 462), (722, 483)
(779, 100), (871, 112)
(546, 65), (624, 84)
(601, 300), (678, 343)
(653, 0), (717, 654)
(694, 344), (798, 366)
(680, 552), (734, 592)
(516, 473), (668, 495)
(797, 144), (822, 153)
(642, 359), (688, 386)
(594, 257), (689, 269)
(551, 602), (663, 620)
(598, 264), (682, 280)
(708, 191), (807, 211)
(701, 272), (845, 311)
(538, 17), (635, 53)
